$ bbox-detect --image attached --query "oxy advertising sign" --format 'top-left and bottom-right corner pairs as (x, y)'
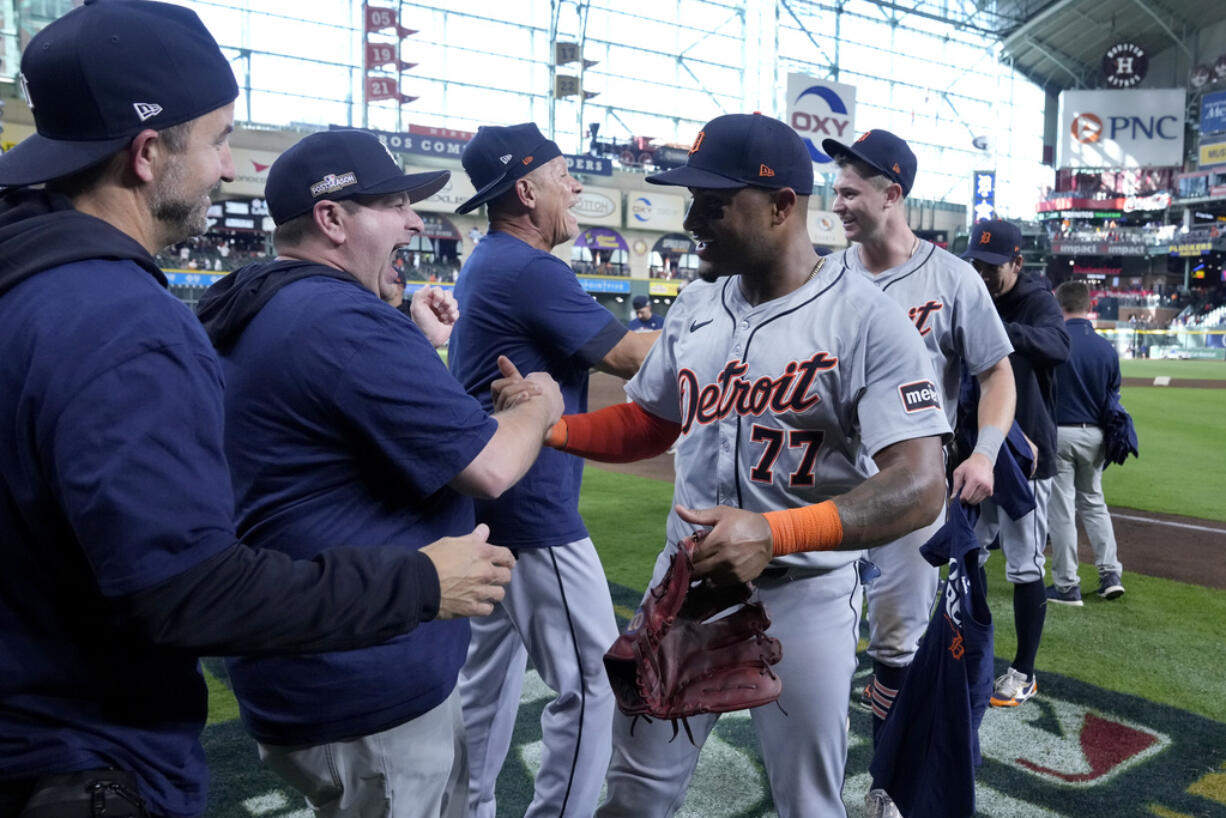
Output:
(571, 186), (622, 227)
(626, 192), (686, 232)
(785, 73), (856, 167)
(1058, 89), (1185, 169)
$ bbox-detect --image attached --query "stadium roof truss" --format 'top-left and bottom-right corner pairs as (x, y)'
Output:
(994, 0), (1201, 91)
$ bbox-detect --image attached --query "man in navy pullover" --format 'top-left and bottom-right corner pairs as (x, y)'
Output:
(963, 220), (1069, 709)
(196, 129), (564, 818)
(1047, 281), (1126, 604)
(0, 5), (513, 817)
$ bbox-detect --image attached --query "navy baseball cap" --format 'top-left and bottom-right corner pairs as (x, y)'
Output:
(822, 129), (917, 197)
(0, 0), (239, 188)
(632, 295), (649, 309)
(646, 114), (813, 195)
(456, 123), (563, 215)
(963, 219), (1023, 266)
(264, 130), (450, 225)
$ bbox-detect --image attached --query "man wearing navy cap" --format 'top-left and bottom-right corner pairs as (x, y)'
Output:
(962, 218), (1069, 709)
(446, 122), (659, 818)
(823, 129), (1016, 818)
(628, 294), (664, 331)
(195, 128), (565, 818)
(510, 112), (949, 817)
(0, 5), (521, 816)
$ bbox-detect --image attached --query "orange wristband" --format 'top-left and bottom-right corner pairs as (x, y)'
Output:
(545, 419), (568, 449)
(762, 500), (844, 556)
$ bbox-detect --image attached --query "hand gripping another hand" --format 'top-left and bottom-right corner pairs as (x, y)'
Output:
(421, 524), (516, 618)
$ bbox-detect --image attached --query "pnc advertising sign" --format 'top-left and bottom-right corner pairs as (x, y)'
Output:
(1058, 89), (1185, 169)
(785, 73), (856, 168)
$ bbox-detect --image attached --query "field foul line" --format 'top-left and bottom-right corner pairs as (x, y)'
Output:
(1111, 512), (1226, 535)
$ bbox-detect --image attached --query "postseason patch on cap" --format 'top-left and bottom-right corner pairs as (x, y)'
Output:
(310, 172), (358, 198)
(898, 380), (941, 414)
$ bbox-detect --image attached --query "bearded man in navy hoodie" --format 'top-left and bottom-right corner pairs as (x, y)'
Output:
(962, 219), (1070, 709)
(0, 4), (515, 816)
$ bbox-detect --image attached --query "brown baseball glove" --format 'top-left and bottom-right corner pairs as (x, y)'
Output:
(603, 530), (783, 742)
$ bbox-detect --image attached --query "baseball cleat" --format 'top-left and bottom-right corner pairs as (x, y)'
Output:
(1097, 573), (1125, 600)
(864, 788), (902, 818)
(1045, 584), (1084, 606)
(990, 667), (1037, 707)
(857, 678), (874, 713)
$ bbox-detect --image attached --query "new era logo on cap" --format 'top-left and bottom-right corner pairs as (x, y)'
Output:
(133, 102), (163, 122)
(18, 72), (33, 109)
(499, 153), (512, 164)
(646, 114), (814, 195)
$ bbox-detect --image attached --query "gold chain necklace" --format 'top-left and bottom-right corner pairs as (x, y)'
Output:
(804, 256), (826, 285)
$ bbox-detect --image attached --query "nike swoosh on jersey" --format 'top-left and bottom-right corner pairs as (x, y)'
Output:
(689, 319), (714, 332)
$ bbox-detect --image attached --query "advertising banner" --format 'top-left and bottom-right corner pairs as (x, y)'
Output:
(1199, 137), (1226, 169)
(785, 73), (856, 168)
(222, 148), (282, 199)
(571, 186), (622, 227)
(403, 165), (477, 214)
(1057, 89), (1185, 168)
(807, 209), (847, 248)
(626, 192), (686, 232)
(1200, 90), (1226, 135)
(972, 170), (996, 222)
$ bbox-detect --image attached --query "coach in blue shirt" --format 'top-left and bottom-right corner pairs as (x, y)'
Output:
(0, 6), (511, 818)
(628, 294), (665, 331)
(1046, 281), (1126, 605)
(449, 123), (659, 817)
(196, 128), (563, 818)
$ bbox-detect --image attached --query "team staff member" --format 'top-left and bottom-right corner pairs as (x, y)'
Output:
(0, 6), (510, 818)
(1047, 281), (1126, 604)
(448, 122), (658, 818)
(823, 129), (1015, 818)
(196, 129), (563, 818)
(962, 219), (1070, 708)
(505, 113), (950, 818)
(628, 294), (665, 331)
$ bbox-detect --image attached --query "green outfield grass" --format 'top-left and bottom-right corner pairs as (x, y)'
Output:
(1105, 386), (1226, 521)
(580, 467), (1226, 725)
(1119, 358), (1226, 380)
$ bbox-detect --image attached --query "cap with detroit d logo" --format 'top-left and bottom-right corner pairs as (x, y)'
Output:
(264, 129), (450, 225)
(455, 123), (563, 215)
(0, 0), (239, 188)
(646, 113), (814, 195)
(821, 129), (917, 197)
(962, 219), (1023, 266)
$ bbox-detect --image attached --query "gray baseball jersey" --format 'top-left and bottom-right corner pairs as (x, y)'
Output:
(625, 261), (952, 571)
(833, 240), (1014, 673)
(833, 241), (1013, 428)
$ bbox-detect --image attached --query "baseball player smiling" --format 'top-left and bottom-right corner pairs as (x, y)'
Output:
(514, 113), (953, 818)
(823, 129), (1015, 817)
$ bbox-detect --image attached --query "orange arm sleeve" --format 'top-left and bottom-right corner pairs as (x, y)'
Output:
(762, 500), (844, 556)
(545, 402), (681, 463)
